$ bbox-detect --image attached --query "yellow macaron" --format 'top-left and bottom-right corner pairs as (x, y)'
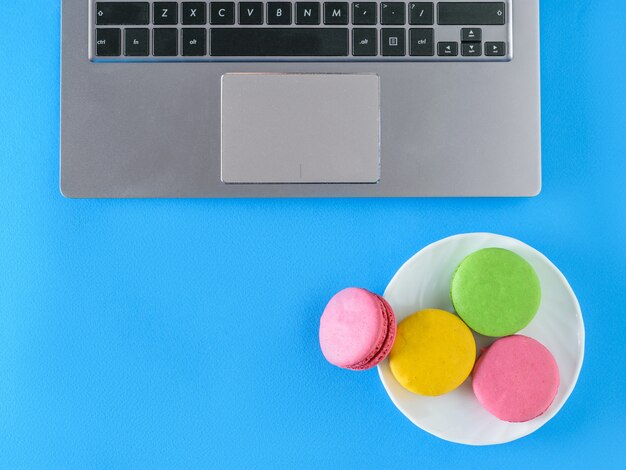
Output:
(389, 309), (476, 396)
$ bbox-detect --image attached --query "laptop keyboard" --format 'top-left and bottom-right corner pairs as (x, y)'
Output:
(92, 1), (511, 61)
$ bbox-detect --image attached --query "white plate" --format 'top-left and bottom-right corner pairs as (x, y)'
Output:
(378, 233), (584, 445)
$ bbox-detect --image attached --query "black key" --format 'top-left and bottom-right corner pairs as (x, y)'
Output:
(211, 2), (235, 24)
(267, 2), (292, 25)
(124, 28), (149, 56)
(381, 28), (405, 56)
(409, 2), (433, 25)
(352, 28), (377, 56)
(240, 2), (264, 24)
(95, 2), (149, 25)
(352, 2), (377, 25)
(182, 2), (207, 25)
(295, 3), (319, 25)
(296, 3), (320, 25)
(96, 28), (121, 56)
(438, 2), (505, 25)
(461, 27), (481, 42)
(409, 28), (433, 56)
(461, 42), (481, 56)
(153, 28), (178, 56)
(210, 28), (348, 56)
(437, 41), (458, 56)
(153, 2), (178, 25)
(381, 3), (406, 25)
(182, 28), (207, 56)
(324, 3), (348, 25)
(485, 41), (506, 56)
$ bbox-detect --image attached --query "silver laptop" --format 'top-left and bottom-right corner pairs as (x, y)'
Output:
(60, 0), (541, 197)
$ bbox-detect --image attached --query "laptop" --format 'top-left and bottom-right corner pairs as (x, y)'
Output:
(60, 0), (541, 197)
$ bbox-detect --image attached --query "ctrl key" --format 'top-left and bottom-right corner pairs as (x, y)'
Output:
(96, 28), (121, 56)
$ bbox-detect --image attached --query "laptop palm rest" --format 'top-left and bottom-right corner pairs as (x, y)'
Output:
(221, 73), (380, 184)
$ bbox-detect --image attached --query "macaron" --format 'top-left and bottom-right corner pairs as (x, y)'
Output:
(389, 309), (476, 396)
(472, 335), (560, 422)
(319, 288), (397, 370)
(450, 248), (541, 337)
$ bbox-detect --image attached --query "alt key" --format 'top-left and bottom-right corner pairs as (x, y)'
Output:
(353, 28), (377, 56)
(182, 28), (207, 56)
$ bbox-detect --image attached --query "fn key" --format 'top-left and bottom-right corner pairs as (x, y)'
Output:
(125, 28), (149, 56)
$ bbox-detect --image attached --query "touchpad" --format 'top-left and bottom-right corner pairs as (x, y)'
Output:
(221, 74), (380, 184)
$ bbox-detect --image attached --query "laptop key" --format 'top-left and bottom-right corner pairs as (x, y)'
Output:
(96, 2), (149, 25)
(153, 2), (178, 25)
(296, 3), (321, 25)
(352, 2), (377, 25)
(182, 28), (207, 56)
(182, 2), (207, 25)
(438, 2), (505, 25)
(461, 42), (481, 56)
(381, 28), (405, 56)
(409, 2), (434, 25)
(381, 3), (406, 25)
(409, 28), (434, 56)
(124, 28), (149, 56)
(153, 28), (178, 56)
(437, 41), (458, 56)
(211, 3), (235, 25)
(96, 28), (121, 56)
(210, 28), (348, 56)
(324, 3), (349, 25)
(353, 28), (377, 56)
(485, 41), (506, 56)
(461, 27), (481, 42)
(240, 2), (264, 24)
(267, 3), (292, 25)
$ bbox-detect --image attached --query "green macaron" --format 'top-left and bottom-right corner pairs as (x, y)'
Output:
(450, 248), (541, 337)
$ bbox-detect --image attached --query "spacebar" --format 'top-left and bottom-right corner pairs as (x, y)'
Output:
(210, 28), (349, 56)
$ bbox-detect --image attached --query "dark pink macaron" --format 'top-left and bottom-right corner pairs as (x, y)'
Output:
(319, 288), (397, 370)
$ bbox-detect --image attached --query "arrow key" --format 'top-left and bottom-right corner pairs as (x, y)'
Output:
(437, 41), (458, 57)
(461, 42), (481, 56)
(485, 41), (506, 56)
(461, 28), (481, 43)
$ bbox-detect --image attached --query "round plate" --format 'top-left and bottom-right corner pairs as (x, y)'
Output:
(378, 233), (584, 445)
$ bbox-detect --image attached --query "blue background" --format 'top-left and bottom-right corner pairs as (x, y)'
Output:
(1, 1), (625, 468)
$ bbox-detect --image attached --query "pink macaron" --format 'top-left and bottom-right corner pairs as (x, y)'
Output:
(472, 335), (560, 422)
(319, 288), (397, 370)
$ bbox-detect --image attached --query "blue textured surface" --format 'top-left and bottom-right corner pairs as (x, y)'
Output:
(1, 2), (625, 468)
